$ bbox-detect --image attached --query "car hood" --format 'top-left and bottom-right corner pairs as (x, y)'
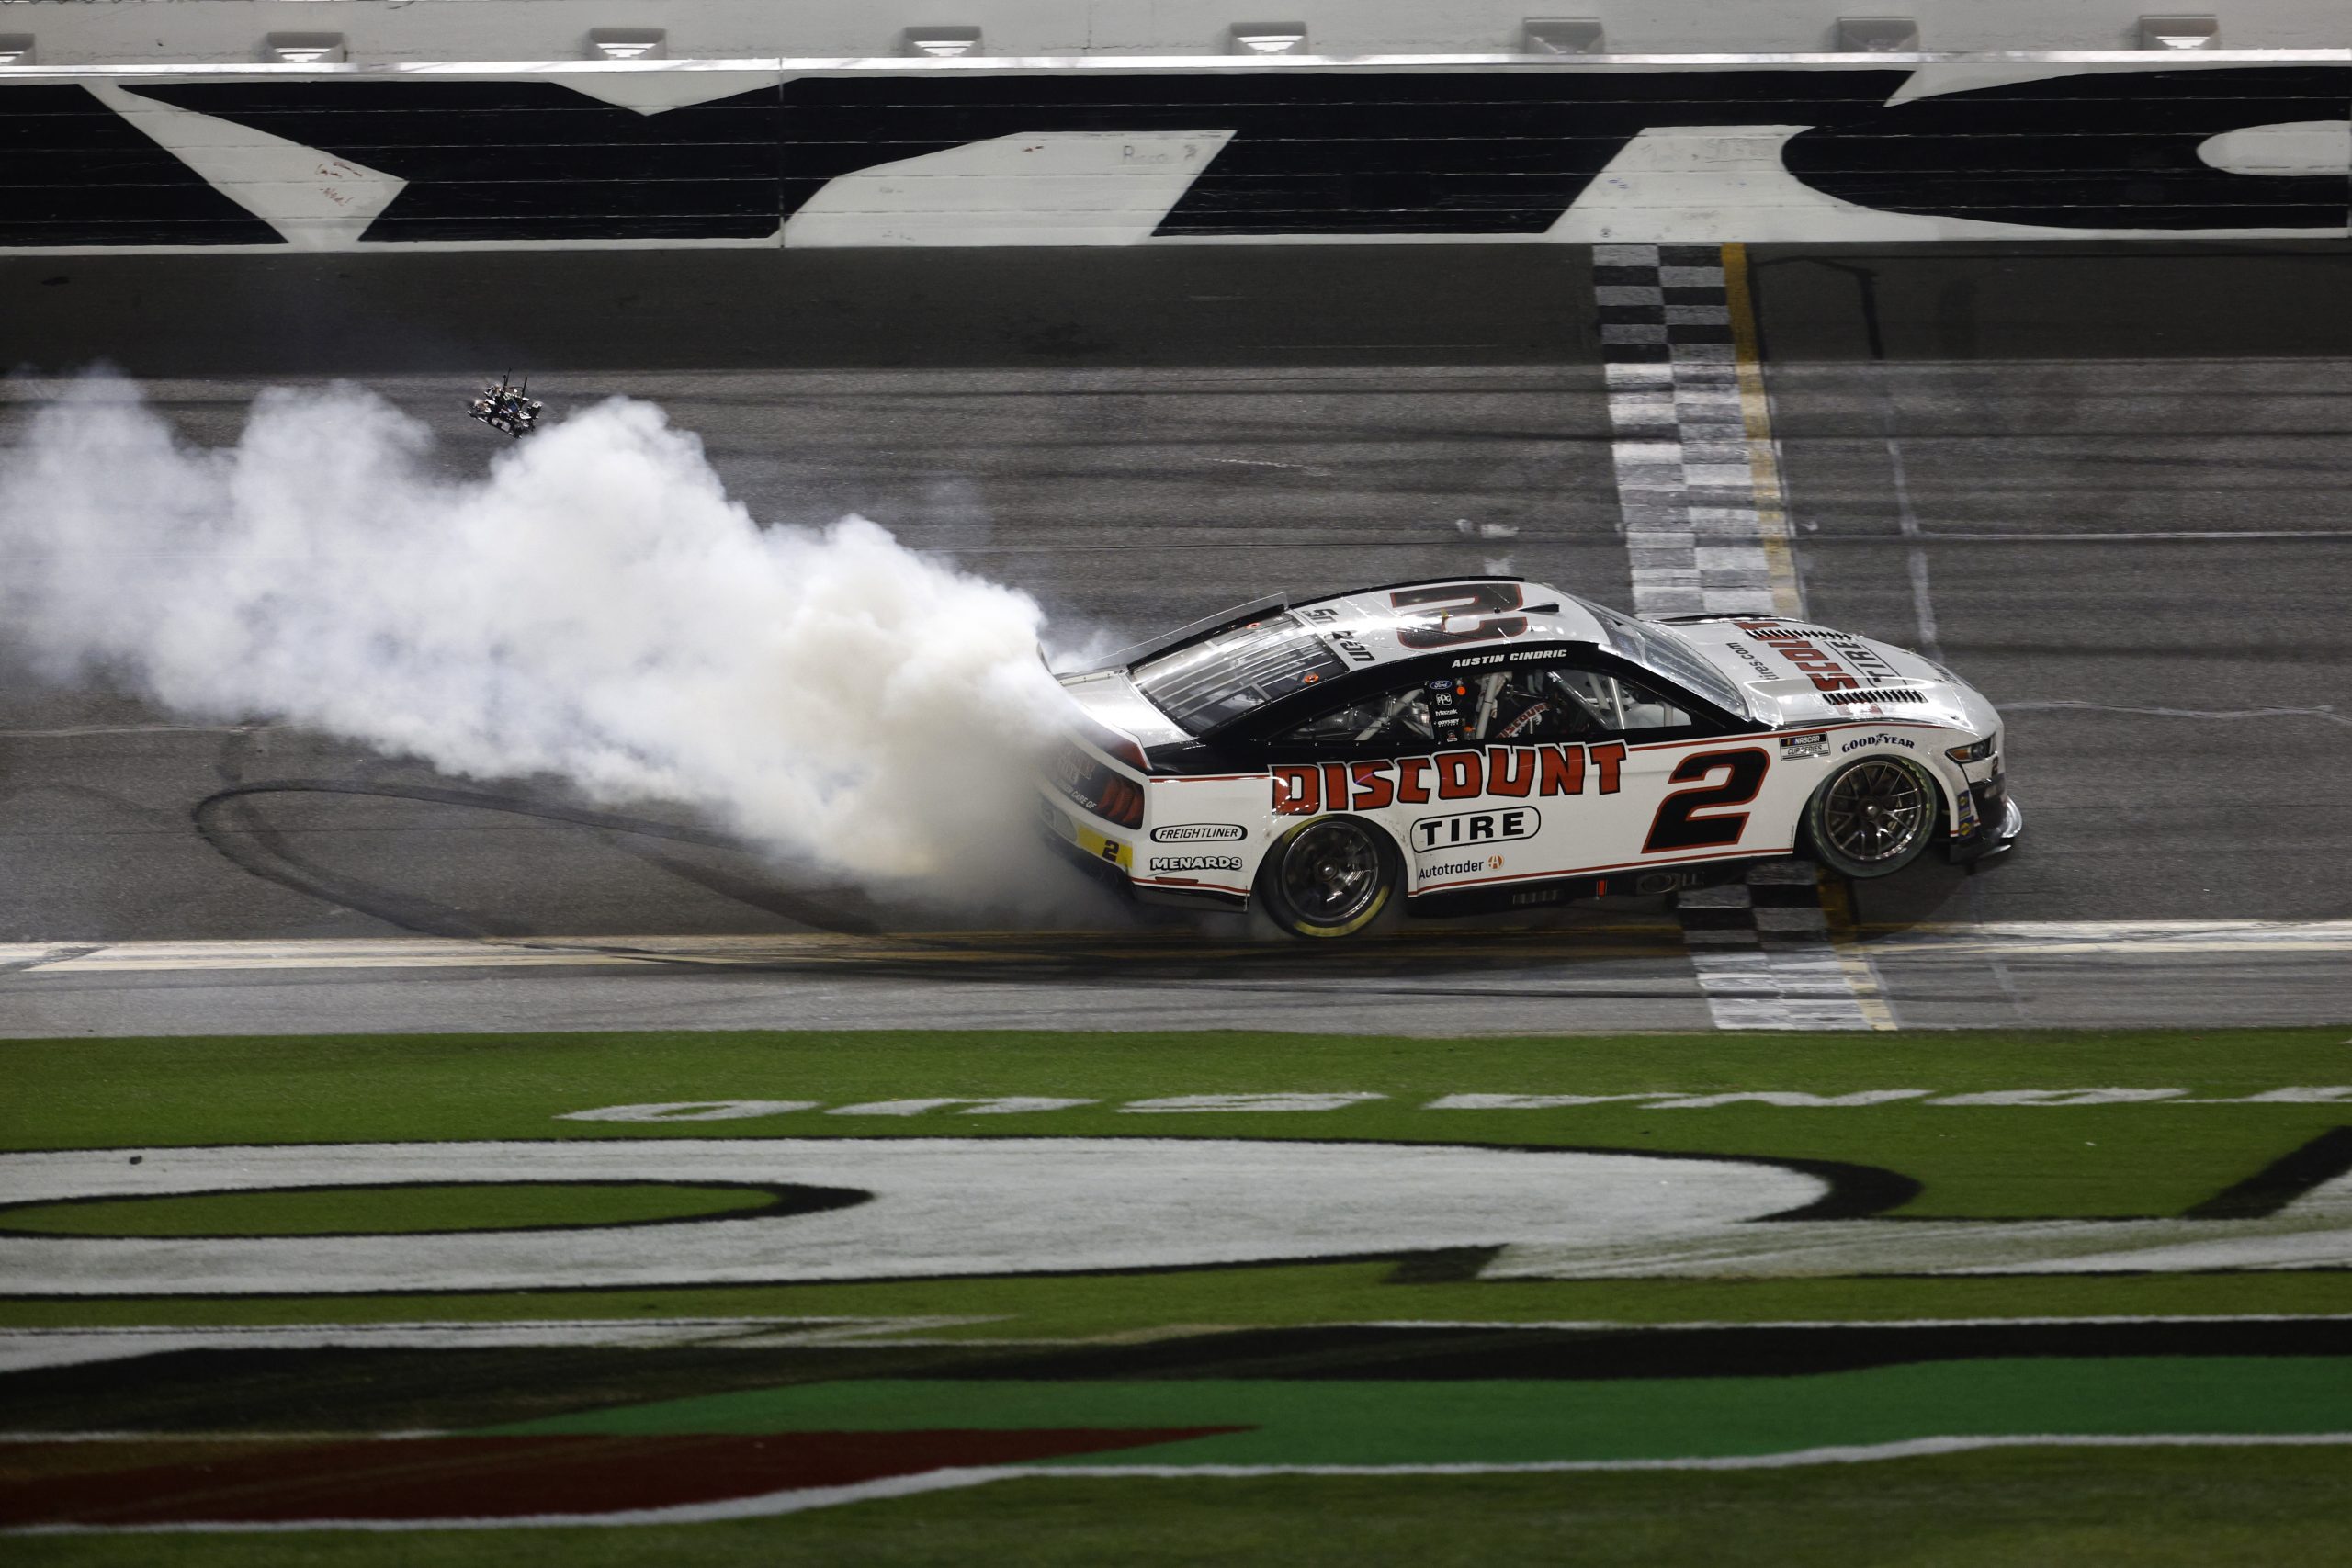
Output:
(1658, 615), (1996, 734)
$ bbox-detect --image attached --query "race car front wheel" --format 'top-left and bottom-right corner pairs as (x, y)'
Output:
(1258, 816), (1398, 939)
(1805, 756), (1939, 880)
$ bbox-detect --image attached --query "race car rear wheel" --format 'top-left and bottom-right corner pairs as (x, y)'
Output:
(1805, 756), (1939, 880)
(1258, 816), (1398, 939)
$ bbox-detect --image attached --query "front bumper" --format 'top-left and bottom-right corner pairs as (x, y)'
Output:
(1947, 768), (2024, 863)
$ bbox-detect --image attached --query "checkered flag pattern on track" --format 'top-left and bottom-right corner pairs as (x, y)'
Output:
(1595, 243), (1780, 619)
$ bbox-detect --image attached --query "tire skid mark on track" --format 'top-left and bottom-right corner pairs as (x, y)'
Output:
(191, 775), (890, 940)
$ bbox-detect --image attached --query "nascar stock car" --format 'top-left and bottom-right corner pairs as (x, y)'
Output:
(1039, 578), (2021, 938)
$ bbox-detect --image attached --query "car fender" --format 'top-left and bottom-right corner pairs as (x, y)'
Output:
(1808, 728), (1970, 839)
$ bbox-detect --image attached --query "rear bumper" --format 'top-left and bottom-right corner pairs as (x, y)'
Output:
(1036, 795), (1248, 909)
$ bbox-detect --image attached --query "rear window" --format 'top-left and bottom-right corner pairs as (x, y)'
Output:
(1132, 613), (1349, 735)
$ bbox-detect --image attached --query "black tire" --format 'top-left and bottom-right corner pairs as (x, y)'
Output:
(1804, 755), (1941, 879)
(1256, 816), (1400, 939)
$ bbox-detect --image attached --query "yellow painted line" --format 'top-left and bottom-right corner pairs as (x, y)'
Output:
(1813, 878), (1899, 1031)
(1725, 241), (1896, 1032)
(1720, 241), (1804, 624)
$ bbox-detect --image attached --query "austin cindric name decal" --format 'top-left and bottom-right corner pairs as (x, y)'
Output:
(1272, 741), (1626, 816)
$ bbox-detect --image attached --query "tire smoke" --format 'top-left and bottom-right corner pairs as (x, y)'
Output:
(0, 373), (1080, 901)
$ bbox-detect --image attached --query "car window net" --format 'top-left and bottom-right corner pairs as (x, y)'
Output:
(1283, 665), (1691, 752)
(1133, 613), (1351, 734)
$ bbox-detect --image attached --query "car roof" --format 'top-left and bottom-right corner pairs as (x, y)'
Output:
(1116, 578), (1608, 673)
(1287, 579), (1609, 668)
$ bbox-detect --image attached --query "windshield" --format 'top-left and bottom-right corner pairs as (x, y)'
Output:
(1583, 602), (1751, 719)
(1132, 613), (1349, 735)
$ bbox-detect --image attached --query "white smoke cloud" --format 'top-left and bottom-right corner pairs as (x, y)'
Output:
(0, 373), (1084, 900)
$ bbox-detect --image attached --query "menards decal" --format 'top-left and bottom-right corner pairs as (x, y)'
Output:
(1274, 742), (1623, 815)
(560, 1086), (2352, 1121)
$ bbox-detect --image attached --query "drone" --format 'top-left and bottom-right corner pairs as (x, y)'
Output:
(467, 374), (542, 438)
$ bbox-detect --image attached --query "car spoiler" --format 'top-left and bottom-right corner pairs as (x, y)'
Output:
(1089, 576), (1544, 676)
(1085, 589), (1304, 675)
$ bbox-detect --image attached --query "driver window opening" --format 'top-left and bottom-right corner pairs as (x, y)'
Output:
(1278, 663), (1693, 752)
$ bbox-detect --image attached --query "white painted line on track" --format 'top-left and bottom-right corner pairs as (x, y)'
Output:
(0, 1316), (1000, 1373)
(1, 919), (2346, 976)
(4, 1465), (1016, 1535)
(1044, 1433), (2352, 1475)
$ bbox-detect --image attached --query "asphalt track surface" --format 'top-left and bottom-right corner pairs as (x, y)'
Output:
(2, 243), (2347, 1033)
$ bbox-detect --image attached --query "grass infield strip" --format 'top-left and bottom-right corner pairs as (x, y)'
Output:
(5, 1026), (2352, 1332)
(493, 1359), (2352, 1463)
(6, 1025), (2352, 1554)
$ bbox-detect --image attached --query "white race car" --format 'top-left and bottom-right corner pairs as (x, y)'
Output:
(1041, 578), (2021, 938)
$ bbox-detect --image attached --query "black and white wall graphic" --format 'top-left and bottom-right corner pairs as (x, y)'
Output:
(4, 62), (2347, 250)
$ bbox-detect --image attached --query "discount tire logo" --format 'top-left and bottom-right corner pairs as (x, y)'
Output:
(1411, 807), (1540, 852)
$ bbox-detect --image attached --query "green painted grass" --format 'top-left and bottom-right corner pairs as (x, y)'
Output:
(2, 1027), (2346, 1220)
(5, 1026), (2350, 1334)
(492, 1359), (2352, 1463)
(7, 1447), (2351, 1566)
(0, 1182), (775, 1238)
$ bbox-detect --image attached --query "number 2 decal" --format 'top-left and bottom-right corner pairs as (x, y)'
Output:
(1390, 582), (1529, 649)
(1643, 748), (1770, 853)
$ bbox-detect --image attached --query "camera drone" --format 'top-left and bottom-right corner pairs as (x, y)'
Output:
(467, 375), (542, 438)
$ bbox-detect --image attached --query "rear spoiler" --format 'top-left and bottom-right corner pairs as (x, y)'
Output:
(1088, 590), (1301, 675)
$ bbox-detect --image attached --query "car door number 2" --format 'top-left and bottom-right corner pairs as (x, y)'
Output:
(1643, 748), (1771, 853)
